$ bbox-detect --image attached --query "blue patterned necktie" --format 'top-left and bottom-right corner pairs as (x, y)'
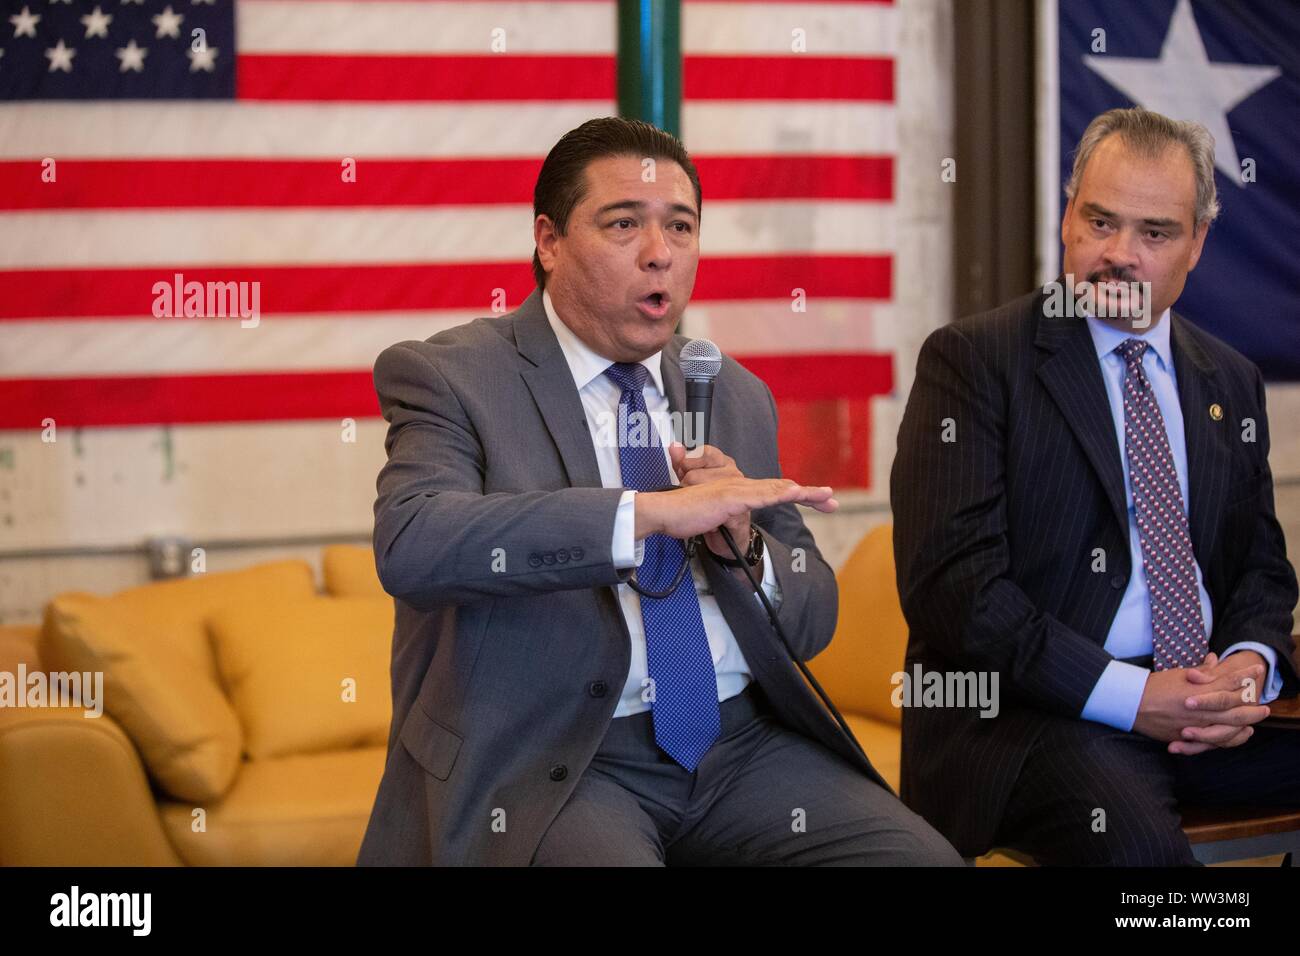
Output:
(1114, 339), (1207, 670)
(603, 361), (720, 771)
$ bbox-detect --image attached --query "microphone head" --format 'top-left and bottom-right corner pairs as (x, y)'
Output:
(679, 338), (722, 382)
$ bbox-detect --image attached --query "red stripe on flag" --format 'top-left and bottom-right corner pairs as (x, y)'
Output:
(0, 371), (381, 429)
(732, 352), (893, 402)
(0, 256), (889, 319)
(0, 159), (546, 209)
(0, 156), (891, 208)
(237, 54), (616, 101)
(684, 55), (893, 101)
(732, 353), (895, 489)
(694, 255), (891, 301)
(770, 397), (877, 488)
(692, 156), (892, 201)
(0, 354), (890, 430)
(0, 263), (536, 319)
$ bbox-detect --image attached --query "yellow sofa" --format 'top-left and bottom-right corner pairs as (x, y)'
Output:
(0, 547), (392, 866)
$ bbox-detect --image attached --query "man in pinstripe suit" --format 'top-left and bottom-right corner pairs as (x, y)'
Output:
(891, 108), (1300, 865)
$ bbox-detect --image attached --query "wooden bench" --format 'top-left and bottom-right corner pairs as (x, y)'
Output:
(966, 680), (1300, 866)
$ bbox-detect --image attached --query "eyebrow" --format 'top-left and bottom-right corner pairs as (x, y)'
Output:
(1081, 202), (1181, 229)
(594, 200), (699, 221)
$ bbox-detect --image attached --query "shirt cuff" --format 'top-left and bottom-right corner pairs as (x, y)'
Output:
(611, 490), (643, 569)
(755, 535), (783, 611)
(1081, 660), (1151, 732)
(1220, 642), (1282, 704)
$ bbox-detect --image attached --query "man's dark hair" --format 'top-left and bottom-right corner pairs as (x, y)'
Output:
(532, 116), (702, 289)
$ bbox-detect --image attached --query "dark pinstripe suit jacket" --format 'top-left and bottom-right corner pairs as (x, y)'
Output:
(889, 284), (1299, 855)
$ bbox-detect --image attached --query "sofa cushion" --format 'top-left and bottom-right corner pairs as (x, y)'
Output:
(322, 545), (386, 599)
(40, 560), (316, 802)
(209, 597), (393, 760)
(158, 746), (387, 866)
(810, 524), (909, 726)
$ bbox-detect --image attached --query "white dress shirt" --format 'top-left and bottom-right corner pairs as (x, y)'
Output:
(542, 288), (781, 716)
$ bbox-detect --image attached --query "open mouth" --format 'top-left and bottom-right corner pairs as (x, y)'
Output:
(638, 292), (670, 316)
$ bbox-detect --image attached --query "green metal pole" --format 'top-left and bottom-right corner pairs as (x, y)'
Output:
(617, 0), (681, 136)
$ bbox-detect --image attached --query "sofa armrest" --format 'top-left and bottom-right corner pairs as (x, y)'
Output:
(0, 704), (183, 866)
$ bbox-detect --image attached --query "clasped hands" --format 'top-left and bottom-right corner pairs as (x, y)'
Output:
(1133, 651), (1271, 756)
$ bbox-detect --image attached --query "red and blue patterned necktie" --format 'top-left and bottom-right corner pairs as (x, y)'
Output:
(1115, 339), (1208, 670)
(604, 361), (720, 770)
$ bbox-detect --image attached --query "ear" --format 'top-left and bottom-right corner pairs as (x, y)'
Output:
(534, 214), (558, 272)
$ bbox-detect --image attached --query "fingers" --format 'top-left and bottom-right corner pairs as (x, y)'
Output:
(1184, 683), (1260, 712)
(774, 482), (835, 506)
(1168, 740), (1216, 756)
(671, 442), (731, 475)
(743, 479), (834, 510)
(669, 442), (687, 473)
(1205, 665), (1266, 697)
(1179, 723), (1256, 746)
(1175, 723), (1253, 754)
(1184, 652), (1219, 683)
(1187, 703), (1270, 728)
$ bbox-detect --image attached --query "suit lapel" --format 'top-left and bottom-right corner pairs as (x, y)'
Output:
(1034, 286), (1128, 536)
(1170, 313), (1228, 567)
(513, 289), (604, 489)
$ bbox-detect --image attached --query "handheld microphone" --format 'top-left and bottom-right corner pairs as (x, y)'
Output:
(678, 338), (722, 449)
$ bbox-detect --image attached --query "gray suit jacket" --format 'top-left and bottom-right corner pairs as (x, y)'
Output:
(356, 286), (887, 865)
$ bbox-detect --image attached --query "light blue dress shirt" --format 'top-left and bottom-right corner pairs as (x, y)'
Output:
(1079, 311), (1281, 731)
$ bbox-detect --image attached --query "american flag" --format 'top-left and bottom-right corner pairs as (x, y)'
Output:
(1, 0), (898, 489)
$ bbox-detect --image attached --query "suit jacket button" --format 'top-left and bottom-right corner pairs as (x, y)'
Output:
(543, 551), (555, 565)
(557, 548), (570, 563)
(528, 553), (542, 568)
(1110, 574), (1125, 589)
(572, 547), (584, 561)
(588, 680), (607, 697)
(549, 764), (568, 782)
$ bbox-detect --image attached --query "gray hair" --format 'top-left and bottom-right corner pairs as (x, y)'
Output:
(1065, 107), (1220, 229)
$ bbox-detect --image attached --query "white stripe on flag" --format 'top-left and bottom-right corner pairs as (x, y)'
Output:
(239, 0), (616, 53)
(7, 301), (899, 377)
(683, 2), (898, 55)
(0, 314), (476, 377)
(0, 102), (618, 159)
(682, 102), (896, 154)
(0, 202), (896, 268)
(683, 300), (899, 354)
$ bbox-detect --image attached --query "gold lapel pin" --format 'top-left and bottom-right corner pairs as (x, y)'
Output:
(1209, 403), (1223, 421)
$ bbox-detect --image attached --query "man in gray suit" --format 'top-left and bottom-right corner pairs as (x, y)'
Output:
(356, 117), (961, 866)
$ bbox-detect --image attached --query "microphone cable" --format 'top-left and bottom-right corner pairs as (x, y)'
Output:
(715, 524), (875, 770)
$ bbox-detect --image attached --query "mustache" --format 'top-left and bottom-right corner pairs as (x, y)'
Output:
(1087, 267), (1138, 284)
